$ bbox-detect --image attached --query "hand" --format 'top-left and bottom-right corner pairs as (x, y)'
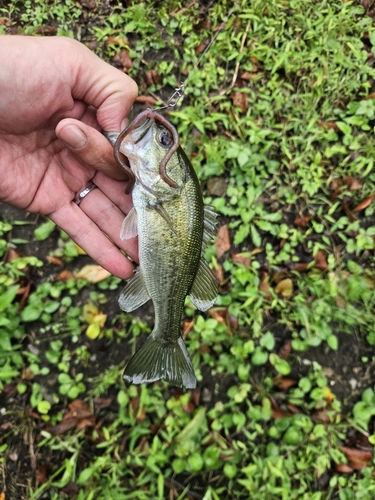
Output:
(0, 35), (138, 279)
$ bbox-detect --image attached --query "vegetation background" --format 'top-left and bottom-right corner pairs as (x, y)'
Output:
(1, 0), (375, 498)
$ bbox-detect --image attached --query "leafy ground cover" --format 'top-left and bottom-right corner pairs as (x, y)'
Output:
(1, 0), (375, 498)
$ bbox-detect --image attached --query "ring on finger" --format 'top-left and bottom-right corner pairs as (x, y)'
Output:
(75, 181), (97, 206)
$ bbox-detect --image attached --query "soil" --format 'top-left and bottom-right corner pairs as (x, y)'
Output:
(1, 200), (375, 498)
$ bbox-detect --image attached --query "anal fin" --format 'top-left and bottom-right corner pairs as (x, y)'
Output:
(189, 258), (218, 311)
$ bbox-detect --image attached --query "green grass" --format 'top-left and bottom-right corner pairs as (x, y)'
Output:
(1, 0), (375, 498)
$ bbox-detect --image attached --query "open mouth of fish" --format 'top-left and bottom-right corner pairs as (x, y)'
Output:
(114, 110), (180, 194)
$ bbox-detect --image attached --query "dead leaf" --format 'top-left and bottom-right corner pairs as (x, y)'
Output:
(61, 482), (80, 498)
(272, 408), (293, 419)
(312, 409), (333, 424)
(320, 120), (340, 132)
(294, 216), (312, 228)
(17, 283), (31, 312)
(48, 400), (95, 436)
(80, 0), (97, 10)
(93, 398), (113, 410)
(207, 309), (224, 324)
(75, 265), (111, 283)
(231, 252), (251, 267)
(274, 378), (297, 390)
(207, 177), (227, 197)
(348, 430), (373, 451)
(35, 25), (57, 35)
(46, 255), (63, 266)
(7, 248), (21, 262)
(286, 262), (310, 272)
(182, 320), (194, 339)
(336, 295), (346, 309)
(314, 250), (328, 271)
(48, 417), (77, 436)
(113, 49), (133, 71)
(352, 194), (375, 212)
(229, 313), (239, 330)
(191, 389), (201, 407)
(215, 224), (231, 259)
(87, 41), (98, 51)
(230, 91), (248, 113)
(344, 176), (363, 191)
(259, 271), (272, 299)
(339, 446), (373, 470)
(275, 278), (293, 296)
(57, 270), (74, 282)
(239, 70), (258, 81)
(145, 69), (162, 86)
(335, 463), (354, 473)
(286, 404), (302, 414)
(22, 367), (35, 380)
(135, 95), (158, 105)
(130, 397), (146, 422)
(342, 202), (357, 222)
(278, 340), (292, 360)
(36, 463), (48, 485)
(212, 263), (224, 284)
(182, 401), (195, 413)
(106, 36), (129, 46)
(195, 40), (209, 55)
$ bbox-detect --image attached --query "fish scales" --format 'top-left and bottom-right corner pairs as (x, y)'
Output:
(106, 112), (218, 389)
(137, 156), (203, 339)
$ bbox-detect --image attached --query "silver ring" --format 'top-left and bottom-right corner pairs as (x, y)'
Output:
(75, 181), (97, 206)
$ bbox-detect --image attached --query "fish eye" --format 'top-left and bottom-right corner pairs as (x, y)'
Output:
(158, 130), (173, 148)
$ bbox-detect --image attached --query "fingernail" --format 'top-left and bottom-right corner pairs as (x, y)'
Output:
(60, 125), (87, 149)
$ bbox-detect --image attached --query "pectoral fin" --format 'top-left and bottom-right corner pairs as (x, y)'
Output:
(119, 267), (150, 312)
(120, 207), (138, 240)
(189, 258), (218, 311)
(153, 203), (177, 236)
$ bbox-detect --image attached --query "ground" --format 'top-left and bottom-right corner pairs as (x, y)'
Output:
(1, 1), (375, 499)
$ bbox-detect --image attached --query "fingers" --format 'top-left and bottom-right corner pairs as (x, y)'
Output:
(93, 172), (134, 215)
(63, 38), (138, 131)
(56, 118), (130, 182)
(77, 179), (138, 263)
(50, 201), (136, 280)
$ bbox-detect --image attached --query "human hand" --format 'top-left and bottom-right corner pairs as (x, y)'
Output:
(0, 35), (138, 279)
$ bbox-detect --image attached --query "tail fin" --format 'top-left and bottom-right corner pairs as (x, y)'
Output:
(123, 335), (196, 389)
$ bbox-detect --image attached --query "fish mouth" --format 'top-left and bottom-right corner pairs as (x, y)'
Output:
(114, 110), (180, 193)
(120, 116), (154, 152)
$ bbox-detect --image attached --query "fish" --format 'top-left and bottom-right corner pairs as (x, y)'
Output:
(106, 110), (218, 389)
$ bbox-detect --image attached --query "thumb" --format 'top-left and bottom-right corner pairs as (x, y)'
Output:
(56, 118), (128, 181)
(60, 38), (138, 131)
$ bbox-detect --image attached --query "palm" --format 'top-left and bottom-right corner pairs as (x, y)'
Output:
(0, 35), (139, 278)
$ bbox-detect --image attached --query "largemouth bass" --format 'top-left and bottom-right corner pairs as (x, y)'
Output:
(107, 111), (218, 389)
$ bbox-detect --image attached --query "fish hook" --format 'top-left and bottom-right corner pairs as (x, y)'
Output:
(114, 109), (180, 194)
